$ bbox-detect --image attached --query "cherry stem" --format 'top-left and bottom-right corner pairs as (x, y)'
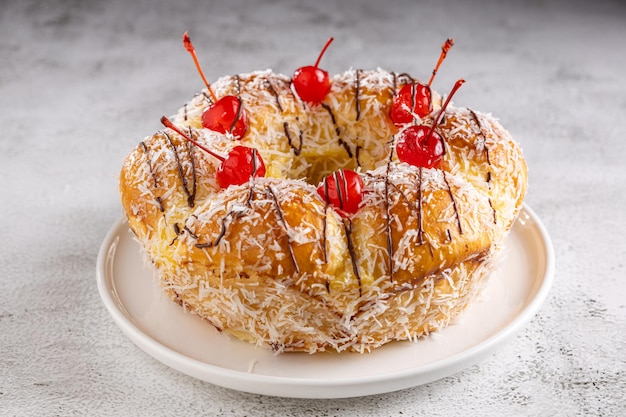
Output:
(427, 38), (455, 87)
(182, 31), (218, 102)
(160, 116), (225, 162)
(425, 79), (465, 141)
(313, 37), (334, 68)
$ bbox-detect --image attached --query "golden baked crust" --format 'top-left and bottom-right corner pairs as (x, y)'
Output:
(119, 69), (527, 353)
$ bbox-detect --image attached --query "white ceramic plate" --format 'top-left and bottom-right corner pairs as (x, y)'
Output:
(97, 204), (554, 398)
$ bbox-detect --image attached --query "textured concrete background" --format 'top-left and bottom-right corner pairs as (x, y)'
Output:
(1, 0), (625, 415)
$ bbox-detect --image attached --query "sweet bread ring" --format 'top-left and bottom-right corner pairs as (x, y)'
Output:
(120, 61), (526, 353)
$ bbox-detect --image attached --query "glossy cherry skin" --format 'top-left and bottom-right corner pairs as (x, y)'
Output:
(293, 66), (331, 103)
(292, 37), (334, 104)
(202, 95), (248, 140)
(317, 169), (364, 216)
(396, 125), (444, 168)
(216, 146), (266, 188)
(390, 84), (432, 126)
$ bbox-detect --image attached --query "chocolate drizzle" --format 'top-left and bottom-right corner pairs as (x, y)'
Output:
(155, 196), (164, 212)
(201, 91), (213, 104)
(355, 145), (362, 168)
(342, 218), (362, 297)
(321, 206), (329, 265)
(194, 189), (255, 249)
(384, 163), (394, 281)
(335, 170), (348, 211)
(194, 207), (246, 249)
(488, 198), (497, 224)
(283, 122), (303, 156)
(396, 73), (416, 87)
(321, 103), (353, 159)
(469, 109), (492, 166)
(355, 69), (362, 121)
(185, 127), (198, 206)
(184, 225), (198, 240)
(264, 77), (284, 112)
(266, 186), (300, 273)
(469, 108), (497, 224)
(245, 182), (256, 208)
(416, 167), (425, 245)
(229, 96), (245, 135)
(443, 173), (463, 235)
(162, 131), (197, 208)
(139, 141), (158, 188)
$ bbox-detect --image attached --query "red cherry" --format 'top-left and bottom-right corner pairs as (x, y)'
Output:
(293, 37), (334, 104)
(160, 116), (265, 188)
(390, 38), (454, 126)
(390, 83), (432, 125)
(183, 32), (248, 139)
(317, 169), (364, 216)
(396, 125), (444, 168)
(395, 79), (465, 168)
(216, 146), (266, 188)
(202, 95), (248, 139)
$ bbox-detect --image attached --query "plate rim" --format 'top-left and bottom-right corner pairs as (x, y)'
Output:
(97, 203), (554, 397)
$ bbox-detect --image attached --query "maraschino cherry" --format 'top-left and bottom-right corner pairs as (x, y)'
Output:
(293, 37), (334, 104)
(390, 38), (454, 126)
(396, 79), (465, 168)
(160, 116), (265, 188)
(183, 32), (248, 139)
(317, 169), (364, 216)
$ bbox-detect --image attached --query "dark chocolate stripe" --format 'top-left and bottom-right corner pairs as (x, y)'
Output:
(388, 182), (415, 211)
(185, 127), (198, 208)
(283, 122), (303, 156)
(321, 205), (329, 265)
(194, 205), (248, 249)
(338, 139), (353, 159)
(396, 72), (415, 86)
(387, 135), (395, 164)
(355, 69), (362, 121)
(334, 171), (345, 211)
(266, 186), (300, 273)
(469, 108), (492, 165)
(245, 183), (256, 208)
(443, 173), (463, 235)
(155, 196), (164, 212)
(184, 225), (198, 240)
(139, 141), (158, 188)
(163, 131), (195, 208)
(321, 103), (353, 159)
(384, 163), (394, 281)
(229, 96), (244, 135)
(469, 108), (497, 223)
(488, 198), (497, 224)
(342, 218), (362, 297)
(201, 91), (213, 104)
(264, 77), (284, 112)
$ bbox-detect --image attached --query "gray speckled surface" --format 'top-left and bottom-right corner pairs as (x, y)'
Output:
(1, 0), (625, 415)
